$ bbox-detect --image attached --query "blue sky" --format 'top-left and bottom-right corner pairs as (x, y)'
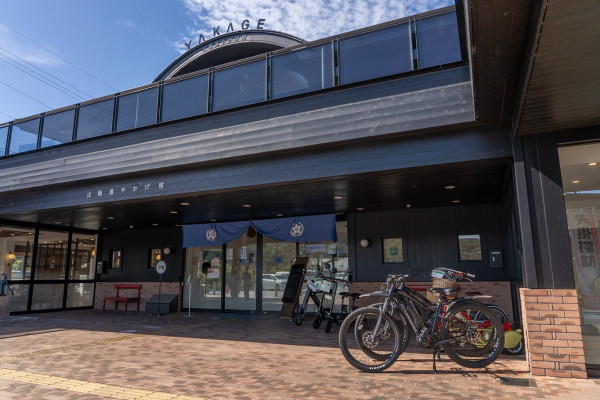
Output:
(0, 0), (452, 124)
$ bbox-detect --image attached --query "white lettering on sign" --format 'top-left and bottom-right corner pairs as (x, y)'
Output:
(85, 180), (167, 200)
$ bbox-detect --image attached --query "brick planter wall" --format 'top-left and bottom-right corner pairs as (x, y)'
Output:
(520, 288), (587, 379)
(349, 281), (514, 323)
(95, 282), (181, 312)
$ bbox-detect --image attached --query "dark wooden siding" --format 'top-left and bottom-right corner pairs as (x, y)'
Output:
(100, 226), (183, 282)
(350, 203), (515, 282)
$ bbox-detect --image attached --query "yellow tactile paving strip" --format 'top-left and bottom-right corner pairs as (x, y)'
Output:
(0, 368), (207, 400)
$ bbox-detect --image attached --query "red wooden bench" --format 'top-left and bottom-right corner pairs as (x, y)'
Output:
(103, 284), (142, 312)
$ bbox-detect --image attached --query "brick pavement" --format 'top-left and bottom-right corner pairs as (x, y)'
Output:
(0, 310), (599, 400)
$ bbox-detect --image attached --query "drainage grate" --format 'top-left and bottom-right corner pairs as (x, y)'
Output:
(498, 376), (537, 387)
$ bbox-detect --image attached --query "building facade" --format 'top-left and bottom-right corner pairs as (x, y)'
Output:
(0, 1), (599, 378)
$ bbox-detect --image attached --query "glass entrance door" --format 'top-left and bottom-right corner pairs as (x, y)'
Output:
(183, 246), (223, 310)
(262, 237), (297, 312)
(225, 230), (257, 312)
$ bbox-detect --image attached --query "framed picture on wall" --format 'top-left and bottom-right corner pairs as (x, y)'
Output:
(109, 249), (123, 270)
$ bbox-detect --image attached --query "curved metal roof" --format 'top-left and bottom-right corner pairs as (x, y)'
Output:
(154, 30), (305, 82)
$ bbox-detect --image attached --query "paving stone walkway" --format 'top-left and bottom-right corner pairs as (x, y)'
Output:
(0, 310), (599, 399)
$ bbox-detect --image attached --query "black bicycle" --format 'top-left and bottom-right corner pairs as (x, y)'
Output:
(338, 268), (504, 373)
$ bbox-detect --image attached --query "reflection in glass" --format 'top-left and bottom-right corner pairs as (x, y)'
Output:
(262, 238), (296, 312)
(8, 118), (39, 154)
(0, 225), (35, 281)
(559, 142), (600, 366)
(339, 24), (411, 85)
(69, 233), (97, 280)
(272, 44), (334, 99)
(76, 99), (114, 140)
(31, 284), (64, 310)
(66, 283), (94, 307)
(299, 221), (348, 314)
(417, 12), (461, 69)
(213, 61), (266, 111)
(458, 234), (482, 261)
(0, 125), (8, 156)
(383, 238), (404, 263)
(161, 75), (209, 122)
(40, 109), (75, 148)
(116, 88), (158, 131)
(224, 231), (256, 311)
(35, 230), (69, 280)
(7, 284), (29, 312)
(110, 249), (122, 270)
(183, 246), (223, 309)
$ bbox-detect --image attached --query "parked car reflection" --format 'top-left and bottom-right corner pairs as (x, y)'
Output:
(262, 274), (285, 291)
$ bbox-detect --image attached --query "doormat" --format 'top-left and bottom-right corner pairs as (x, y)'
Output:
(498, 376), (537, 387)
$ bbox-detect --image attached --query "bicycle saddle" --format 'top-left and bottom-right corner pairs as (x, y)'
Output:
(429, 287), (455, 296)
(340, 292), (350, 298)
(350, 293), (361, 300)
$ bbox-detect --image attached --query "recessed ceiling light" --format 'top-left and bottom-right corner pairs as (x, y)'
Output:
(589, 162), (597, 166)
(54, 221), (61, 224)
(180, 202), (190, 206)
(277, 214), (283, 217)
(107, 216), (115, 220)
(452, 200), (461, 203)
(445, 185), (456, 190)
(102, 227), (108, 230)
(129, 225), (134, 229)
(406, 204), (412, 208)
(210, 219), (217, 222)
(152, 223), (158, 226)
(242, 204), (251, 208)
(334, 196), (343, 200)
(572, 180), (580, 184)
(357, 207), (364, 211)
(170, 211), (178, 214)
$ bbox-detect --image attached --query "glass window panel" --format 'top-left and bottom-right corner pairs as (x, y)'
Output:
(213, 61), (266, 111)
(262, 237), (297, 312)
(339, 24), (412, 85)
(69, 233), (97, 280)
(0, 225), (35, 281)
(161, 75), (209, 122)
(272, 44), (334, 99)
(116, 88), (158, 131)
(35, 230), (69, 280)
(66, 282), (94, 307)
(8, 118), (39, 154)
(41, 109), (75, 148)
(148, 248), (162, 269)
(110, 249), (122, 270)
(299, 221), (348, 314)
(224, 230), (257, 311)
(183, 246), (223, 310)
(417, 12), (461, 69)
(458, 234), (482, 261)
(31, 283), (64, 310)
(559, 142), (600, 365)
(0, 125), (8, 156)
(76, 99), (114, 140)
(7, 283), (29, 312)
(383, 238), (404, 263)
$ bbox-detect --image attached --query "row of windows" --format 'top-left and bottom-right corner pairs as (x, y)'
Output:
(0, 11), (461, 157)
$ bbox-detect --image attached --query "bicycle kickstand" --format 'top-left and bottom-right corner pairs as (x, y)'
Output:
(432, 345), (442, 374)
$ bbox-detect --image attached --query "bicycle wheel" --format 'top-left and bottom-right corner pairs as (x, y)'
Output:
(505, 339), (524, 355)
(338, 307), (403, 372)
(312, 313), (322, 329)
(324, 317), (333, 333)
(367, 303), (412, 355)
(440, 301), (504, 368)
(294, 305), (305, 326)
(472, 304), (509, 325)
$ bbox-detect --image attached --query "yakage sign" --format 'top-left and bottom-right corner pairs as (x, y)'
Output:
(184, 19), (266, 50)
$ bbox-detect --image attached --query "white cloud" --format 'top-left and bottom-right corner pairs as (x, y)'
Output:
(180, 0), (453, 49)
(117, 19), (136, 30)
(0, 25), (64, 67)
